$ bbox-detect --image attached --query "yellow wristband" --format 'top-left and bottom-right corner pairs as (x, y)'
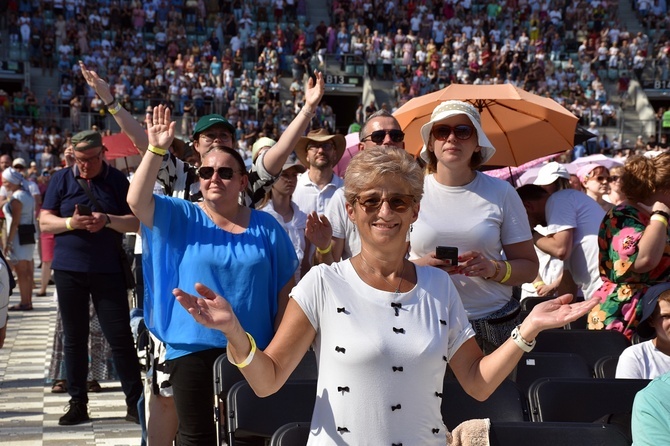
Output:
(107, 101), (123, 115)
(65, 217), (74, 231)
(533, 281), (545, 289)
(147, 144), (167, 156)
(316, 244), (332, 255)
(227, 332), (257, 369)
(500, 261), (512, 284)
(651, 214), (668, 226)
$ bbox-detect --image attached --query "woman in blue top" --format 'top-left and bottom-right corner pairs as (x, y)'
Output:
(128, 105), (298, 445)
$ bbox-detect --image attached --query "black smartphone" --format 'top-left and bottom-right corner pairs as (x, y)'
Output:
(77, 204), (92, 216)
(436, 246), (459, 266)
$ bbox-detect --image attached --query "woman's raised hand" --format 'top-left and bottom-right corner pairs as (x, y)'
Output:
(173, 283), (238, 333)
(79, 61), (114, 104)
(304, 70), (325, 108)
(146, 104), (175, 150)
(524, 294), (599, 338)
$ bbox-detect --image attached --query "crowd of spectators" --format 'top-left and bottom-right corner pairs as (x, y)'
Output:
(0, 0), (669, 176)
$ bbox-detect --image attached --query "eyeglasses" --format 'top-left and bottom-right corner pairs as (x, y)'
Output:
(74, 150), (103, 165)
(587, 175), (609, 183)
(608, 175), (621, 182)
(431, 124), (475, 141)
(199, 132), (233, 144)
(197, 166), (239, 180)
(361, 129), (405, 144)
(355, 194), (415, 213)
(307, 143), (334, 151)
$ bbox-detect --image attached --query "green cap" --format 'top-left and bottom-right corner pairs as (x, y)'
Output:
(71, 129), (103, 151)
(192, 114), (235, 139)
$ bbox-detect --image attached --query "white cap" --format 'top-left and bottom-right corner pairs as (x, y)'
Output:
(419, 100), (495, 163)
(533, 161), (570, 186)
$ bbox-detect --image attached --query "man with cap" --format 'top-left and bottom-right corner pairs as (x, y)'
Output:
(39, 129), (143, 426)
(311, 110), (406, 264)
(516, 183), (604, 299)
(616, 283), (670, 379)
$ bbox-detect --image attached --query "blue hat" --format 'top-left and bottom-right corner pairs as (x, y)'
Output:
(637, 283), (670, 338)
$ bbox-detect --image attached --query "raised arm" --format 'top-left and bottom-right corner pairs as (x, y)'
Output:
(449, 294), (598, 401)
(174, 283), (316, 397)
(261, 71), (325, 176)
(79, 61), (149, 153)
(127, 105), (175, 228)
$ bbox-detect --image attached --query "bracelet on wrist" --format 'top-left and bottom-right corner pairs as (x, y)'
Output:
(103, 98), (116, 107)
(227, 332), (257, 369)
(301, 107), (315, 119)
(499, 261), (512, 284)
(651, 214), (668, 227)
(483, 259), (500, 280)
(532, 280), (545, 289)
(107, 101), (123, 115)
(316, 244), (332, 255)
(147, 144), (167, 157)
(511, 325), (536, 352)
(652, 210), (670, 220)
(65, 217), (74, 231)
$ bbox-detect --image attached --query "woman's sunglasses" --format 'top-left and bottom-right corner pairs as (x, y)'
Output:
(355, 194), (415, 213)
(197, 166), (238, 180)
(361, 129), (405, 144)
(431, 124), (475, 141)
(608, 175), (621, 182)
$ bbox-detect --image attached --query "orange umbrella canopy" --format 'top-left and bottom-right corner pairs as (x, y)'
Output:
(393, 84), (578, 167)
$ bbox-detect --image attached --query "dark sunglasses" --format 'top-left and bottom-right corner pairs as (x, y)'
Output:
(587, 175), (609, 183)
(197, 166), (237, 180)
(355, 194), (415, 213)
(431, 124), (475, 141)
(361, 129), (405, 144)
(608, 175), (621, 182)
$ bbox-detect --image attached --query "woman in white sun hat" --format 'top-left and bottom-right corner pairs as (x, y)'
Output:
(409, 100), (539, 353)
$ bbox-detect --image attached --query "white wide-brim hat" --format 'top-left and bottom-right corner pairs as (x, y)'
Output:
(419, 100), (496, 163)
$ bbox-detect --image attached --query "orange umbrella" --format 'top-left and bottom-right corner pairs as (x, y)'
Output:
(393, 84), (578, 167)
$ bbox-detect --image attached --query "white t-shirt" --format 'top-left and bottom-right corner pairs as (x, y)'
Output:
(292, 171), (343, 217)
(616, 340), (670, 379)
(324, 188), (359, 260)
(409, 173), (532, 319)
(260, 200), (307, 283)
(291, 261), (474, 445)
(544, 189), (604, 298)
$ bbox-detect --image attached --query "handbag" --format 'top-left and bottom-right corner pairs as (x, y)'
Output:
(75, 177), (136, 289)
(17, 223), (36, 245)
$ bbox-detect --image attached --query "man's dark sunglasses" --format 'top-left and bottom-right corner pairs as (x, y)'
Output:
(197, 166), (237, 180)
(361, 129), (405, 144)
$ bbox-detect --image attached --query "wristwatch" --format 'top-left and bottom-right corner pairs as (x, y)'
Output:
(104, 214), (112, 228)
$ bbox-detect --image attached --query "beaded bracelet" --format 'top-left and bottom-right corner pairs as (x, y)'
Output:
(652, 210), (670, 220)
(484, 259), (500, 280)
(227, 332), (257, 369)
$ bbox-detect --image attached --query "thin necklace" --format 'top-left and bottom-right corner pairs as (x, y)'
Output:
(358, 255), (406, 293)
(201, 202), (239, 233)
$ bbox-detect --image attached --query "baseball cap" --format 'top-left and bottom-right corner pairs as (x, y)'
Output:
(12, 157), (27, 168)
(251, 137), (277, 162)
(576, 163), (605, 183)
(419, 100), (496, 164)
(637, 283), (670, 338)
(533, 162), (570, 186)
(192, 114), (235, 139)
(71, 129), (103, 151)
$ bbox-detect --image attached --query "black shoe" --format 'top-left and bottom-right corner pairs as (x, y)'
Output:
(125, 404), (139, 424)
(59, 401), (90, 425)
